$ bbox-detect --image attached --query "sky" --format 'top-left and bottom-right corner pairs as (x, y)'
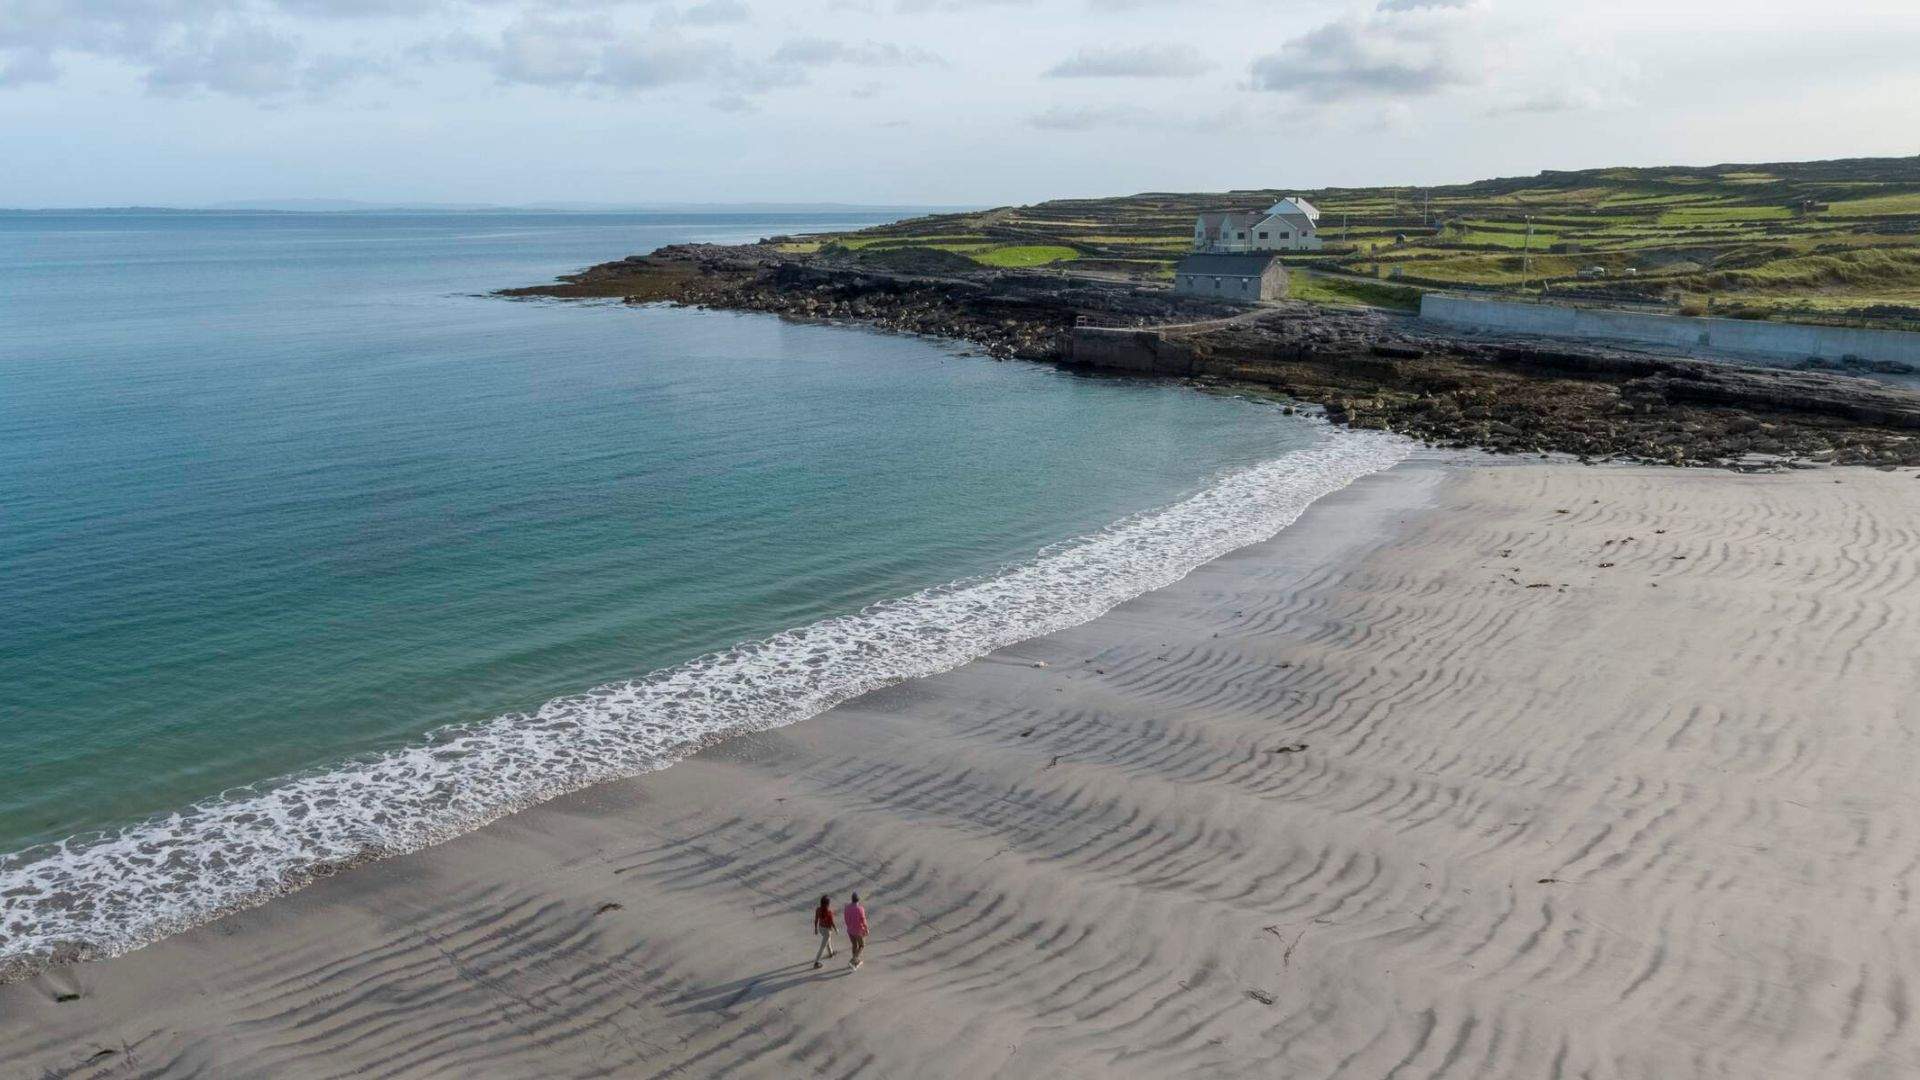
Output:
(3, 0), (1919, 208)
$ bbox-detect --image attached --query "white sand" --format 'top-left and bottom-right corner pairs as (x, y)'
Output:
(4, 460), (1918, 1078)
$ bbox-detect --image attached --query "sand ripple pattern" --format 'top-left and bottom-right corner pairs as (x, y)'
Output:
(7, 463), (1918, 1079)
(0, 429), (1407, 976)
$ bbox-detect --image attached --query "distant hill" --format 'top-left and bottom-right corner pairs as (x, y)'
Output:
(800, 155), (1920, 323)
(3, 200), (975, 215)
(197, 199), (975, 214)
(202, 199), (506, 212)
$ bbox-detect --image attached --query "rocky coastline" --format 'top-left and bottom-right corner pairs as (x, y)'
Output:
(503, 243), (1920, 469)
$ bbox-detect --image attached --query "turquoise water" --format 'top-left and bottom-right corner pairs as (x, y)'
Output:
(0, 211), (1402, 963)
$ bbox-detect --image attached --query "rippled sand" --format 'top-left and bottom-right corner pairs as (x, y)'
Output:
(6, 459), (1918, 1078)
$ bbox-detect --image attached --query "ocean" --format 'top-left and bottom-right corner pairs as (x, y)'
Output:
(0, 210), (1405, 968)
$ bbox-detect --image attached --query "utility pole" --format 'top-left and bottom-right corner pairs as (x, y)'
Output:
(1521, 215), (1534, 293)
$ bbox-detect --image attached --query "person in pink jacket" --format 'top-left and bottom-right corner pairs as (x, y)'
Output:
(843, 893), (870, 969)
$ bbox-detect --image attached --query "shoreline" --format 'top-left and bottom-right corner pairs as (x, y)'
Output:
(0, 420), (1405, 984)
(6, 456), (1917, 1077)
(502, 243), (1920, 469)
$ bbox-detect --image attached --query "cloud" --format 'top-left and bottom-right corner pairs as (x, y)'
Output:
(142, 21), (397, 99)
(492, 15), (729, 91)
(769, 37), (941, 68)
(0, 1), (728, 99)
(1249, 4), (1484, 102)
(1481, 40), (1638, 116)
(1044, 43), (1211, 78)
(1249, 0), (1641, 119)
(1027, 103), (1150, 131)
(0, 48), (59, 87)
(0, 3), (321, 97)
(596, 35), (727, 89)
(1027, 101), (1268, 134)
(895, 0), (1031, 12)
(1483, 84), (1610, 117)
(271, 0), (445, 16)
(679, 0), (751, 25)
(0, 1), (221, 76)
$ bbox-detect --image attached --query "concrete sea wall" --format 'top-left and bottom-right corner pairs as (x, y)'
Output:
(1421, 295), (1920, 366)
(1067, 327), (1194, 376)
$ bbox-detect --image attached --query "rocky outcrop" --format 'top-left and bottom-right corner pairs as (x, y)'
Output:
(504, 243), (1920, 469)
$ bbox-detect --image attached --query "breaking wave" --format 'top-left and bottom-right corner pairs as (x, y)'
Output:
(0, 428), (1407, 976)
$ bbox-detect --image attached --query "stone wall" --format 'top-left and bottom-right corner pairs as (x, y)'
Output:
(1421, 295), (1920, 366)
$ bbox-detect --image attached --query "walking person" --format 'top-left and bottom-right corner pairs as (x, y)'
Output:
(844, 893), (869, 969)
(812, 895), (837, 969)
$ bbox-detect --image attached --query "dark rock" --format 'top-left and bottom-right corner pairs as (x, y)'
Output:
(504, 242), (1920, 471)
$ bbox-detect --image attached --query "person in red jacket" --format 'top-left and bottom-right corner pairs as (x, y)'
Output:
(812, 895), (837, 969)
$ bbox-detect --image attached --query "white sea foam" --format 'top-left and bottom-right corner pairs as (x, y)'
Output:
(0, 428), (1408, 974)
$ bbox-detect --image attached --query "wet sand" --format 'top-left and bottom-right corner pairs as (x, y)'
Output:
(5, 460), (1919, 1078)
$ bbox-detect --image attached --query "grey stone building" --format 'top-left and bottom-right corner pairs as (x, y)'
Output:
(1173, 252), (1288, 301)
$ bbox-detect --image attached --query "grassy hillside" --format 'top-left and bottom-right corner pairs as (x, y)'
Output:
(790, 156), (1920, 323)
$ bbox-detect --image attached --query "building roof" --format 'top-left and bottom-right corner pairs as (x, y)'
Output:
(1261, 210), (1316, 234)
(1175, 252), (1281, 275)
(1266, 196), (1320, 222)
(1197, 211), (1259, 230)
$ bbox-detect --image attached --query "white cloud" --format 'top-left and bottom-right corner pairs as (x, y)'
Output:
(5, 0), (1919, 208)
(491, 15), (729, 90)
(895, 0), (1031, 12)
(769, 37), (942, 67)
(1044, 43), (1211, 79)
(0, 1), (722, 99)
(679, 0), (751, 25)
(596, 33), (728, 89)
(1249, 5), (1486, 102)
(1085, 0), (1204, 9)
(1027, 101), (1264, 134)
(0, 47), (59, 87)
(1027, 103), (1150, 131)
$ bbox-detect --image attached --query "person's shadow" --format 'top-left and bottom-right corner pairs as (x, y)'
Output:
(662, 959), (852, 1016)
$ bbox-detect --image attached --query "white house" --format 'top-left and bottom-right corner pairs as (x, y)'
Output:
(1194, 196), (1322, 253)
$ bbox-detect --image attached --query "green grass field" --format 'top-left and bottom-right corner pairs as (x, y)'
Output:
(1288, 271), (1422, 311)
(805, 156), (1920, 319)
(971, 244), (1079, 268)
(1827, 192), (1920, 216)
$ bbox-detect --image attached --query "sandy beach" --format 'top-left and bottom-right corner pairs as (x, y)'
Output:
(5, 458), (1918, 1079)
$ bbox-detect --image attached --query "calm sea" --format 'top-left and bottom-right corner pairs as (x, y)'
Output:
(0, 210), (1404, 967)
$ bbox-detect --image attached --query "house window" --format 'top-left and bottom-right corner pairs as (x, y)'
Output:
(1258, 231), (1269, 239)
(1240, 279), (1249, 291)
(1279, 232), (1290, 240)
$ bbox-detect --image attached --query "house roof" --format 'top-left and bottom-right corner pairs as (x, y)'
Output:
(1267, 196), (1320, 222)
(1261, 211), (1316, 234)
(1198, 211), (1259, 230)
(1176, 253), (1280, 274)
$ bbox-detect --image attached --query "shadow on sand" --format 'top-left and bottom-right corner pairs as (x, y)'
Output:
(663, 959), (854, 1016)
